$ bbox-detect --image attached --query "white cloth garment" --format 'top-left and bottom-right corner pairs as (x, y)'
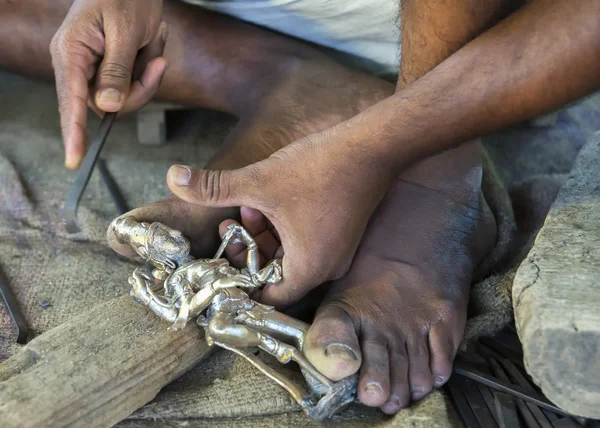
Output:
(182, 0), (401, 76)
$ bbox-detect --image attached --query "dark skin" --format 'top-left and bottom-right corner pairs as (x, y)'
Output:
(1, 0), (598, 413)
(216, 0), (509, 410)
(165, 0), (599, 305)
(166, 0), (600, 306)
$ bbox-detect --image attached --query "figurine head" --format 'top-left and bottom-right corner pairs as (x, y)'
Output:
(110, 216), (192, 272)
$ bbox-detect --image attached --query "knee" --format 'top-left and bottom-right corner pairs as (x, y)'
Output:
(207, 317), (261, 347)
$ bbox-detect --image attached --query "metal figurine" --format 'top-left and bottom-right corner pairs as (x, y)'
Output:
(110, 217), (356, 421)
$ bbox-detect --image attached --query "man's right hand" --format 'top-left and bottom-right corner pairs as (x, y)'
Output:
(50, 0), (168, 169)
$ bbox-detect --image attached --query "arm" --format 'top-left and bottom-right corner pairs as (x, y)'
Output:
(348, 0), (600, 168)
(398, 0), (520, 89)
(162, 0), (599, 303)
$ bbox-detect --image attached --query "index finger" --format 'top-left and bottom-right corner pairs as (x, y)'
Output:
(51, 39), (98, 170)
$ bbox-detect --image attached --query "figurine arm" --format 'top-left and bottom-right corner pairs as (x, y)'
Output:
(188, 275), (258, 318)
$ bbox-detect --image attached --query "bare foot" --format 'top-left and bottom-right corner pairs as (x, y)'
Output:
(222, 142), (497, 413)
(303, 143), (496, 413)
(107, 46), (497, 415)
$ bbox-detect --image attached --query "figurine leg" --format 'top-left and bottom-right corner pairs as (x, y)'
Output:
(236, 304), (309, 351)
(206, 312), (320, 410)
(207, 310), (334, 389)
(218, 343), (315, 410)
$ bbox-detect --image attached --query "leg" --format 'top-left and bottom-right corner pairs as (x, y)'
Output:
(0, 0), (329, 117)
(236, 303), (310, 351)
(101, 0), (510, 415)
(207, 312), (333, 391)
(211, 0), (515, 415)
(204, 311), (308, 404)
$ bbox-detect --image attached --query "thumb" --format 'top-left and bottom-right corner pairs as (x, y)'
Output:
(94, 27), (140, 112)
(166, 164), (266, 209)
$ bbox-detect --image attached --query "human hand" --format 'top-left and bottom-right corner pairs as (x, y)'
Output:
(164, 125), (397, 307)
(50, 0), (168, 169)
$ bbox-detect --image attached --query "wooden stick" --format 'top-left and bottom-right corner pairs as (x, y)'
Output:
(0, 296), (211, 427)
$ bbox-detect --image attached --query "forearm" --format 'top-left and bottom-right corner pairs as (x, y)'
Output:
(347, 0), (600, 168)
(398, 0), (520, 89)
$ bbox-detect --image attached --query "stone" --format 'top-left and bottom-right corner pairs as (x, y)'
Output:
(513, 131), (600, 418)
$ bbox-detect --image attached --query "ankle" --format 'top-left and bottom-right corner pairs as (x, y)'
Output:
(398, 141), (484, 205)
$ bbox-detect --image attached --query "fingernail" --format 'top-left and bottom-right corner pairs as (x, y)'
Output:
(97, 88), (122, 105)
(325, 344), (358, 361)
(364, 382), (382, 396)
(160, 22), (169, 43)
(169, 165), (191, 186)
(434, 375), (446, 386)
(65, 153), (80, 170)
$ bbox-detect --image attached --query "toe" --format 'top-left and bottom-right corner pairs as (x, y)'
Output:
(380, 343), (410, 414)
(304, 304), (362, 382)
(358, 331), (391, 407)
(107, 196), (189, 258)
(428, 323), (458, 388)
(407, 334), (434, 401)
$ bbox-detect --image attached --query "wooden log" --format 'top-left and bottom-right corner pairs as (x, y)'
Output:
(0, 296), (211, 427)
(513, 133), (600, 419)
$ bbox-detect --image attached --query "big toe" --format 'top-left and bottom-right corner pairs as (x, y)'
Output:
(107, 196), (232, 258)
(304, 304), (362, 382)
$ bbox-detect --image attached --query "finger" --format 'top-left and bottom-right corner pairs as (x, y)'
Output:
(240, 206), (267, 236)
(50, 34), (99, 169)
(167, 164), (265, 210)
(94, 19), (143, 112)
(120, 57), (169, 115)
(133, 21), (168, 80)
(259, 252), (320, 307)
(120, 21), (169, 114)
(240, 207), (281, 259)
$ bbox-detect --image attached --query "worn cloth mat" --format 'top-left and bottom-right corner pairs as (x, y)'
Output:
(1, 71), (599, 426)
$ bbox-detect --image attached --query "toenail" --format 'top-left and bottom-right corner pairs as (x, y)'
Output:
(364, 382), (382, 396)
(325, 344), (358, 361)
(410, 386), (425, 399)
(434, 375), (447, 386)
(382, 397), (401, 414)
(169, 165), (191, 186)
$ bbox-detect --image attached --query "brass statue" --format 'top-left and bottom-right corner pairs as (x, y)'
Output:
(110, 217), (356, 421)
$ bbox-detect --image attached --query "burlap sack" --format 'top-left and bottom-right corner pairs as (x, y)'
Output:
(1, 72), (598, 426)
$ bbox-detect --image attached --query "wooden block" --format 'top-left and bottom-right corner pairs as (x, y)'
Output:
(0, 296), (211, 427)
(136, 109), (167, 145)
(513, 132), (600, 419)
(135, 102), (187, 145)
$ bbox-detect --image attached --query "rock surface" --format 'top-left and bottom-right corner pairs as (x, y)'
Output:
(513, 132), (600, 418)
